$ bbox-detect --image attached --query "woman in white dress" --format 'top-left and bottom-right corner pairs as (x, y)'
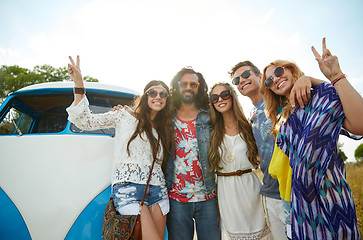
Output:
(66, 56), (174, 239)
(208, 83), (271, 240)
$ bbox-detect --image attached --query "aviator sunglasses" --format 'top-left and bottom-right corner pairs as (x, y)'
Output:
(210, 90), (232, 104)
(178, 81), (200, 89)
(265, 66), (284, 89)
(232, 70), (251, 85)
(146, 89), (168, 98)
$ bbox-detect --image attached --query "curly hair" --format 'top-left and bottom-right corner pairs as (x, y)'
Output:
(208, 83), (259, 171)
(170, 66), (209, 109)
(260, 60), (304, 137)
(127, 80), (174, 164)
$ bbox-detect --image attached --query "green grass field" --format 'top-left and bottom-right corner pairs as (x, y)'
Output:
(346, 162), (363, 235)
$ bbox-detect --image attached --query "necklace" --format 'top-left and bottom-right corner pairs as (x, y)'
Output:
(225, 135), (238, 162)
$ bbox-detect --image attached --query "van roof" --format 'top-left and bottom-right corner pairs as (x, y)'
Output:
(17, 81), (139, 95)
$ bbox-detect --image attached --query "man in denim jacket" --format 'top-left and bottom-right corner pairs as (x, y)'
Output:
(164, 67), (220, 240)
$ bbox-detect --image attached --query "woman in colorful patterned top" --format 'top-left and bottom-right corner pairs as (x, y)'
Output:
(66, 56), (174, 239)
(261, 38), (363, 239)
(208, 83), (271, 239)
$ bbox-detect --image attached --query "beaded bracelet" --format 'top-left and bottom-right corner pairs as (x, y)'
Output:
(331, 74), (346, 86)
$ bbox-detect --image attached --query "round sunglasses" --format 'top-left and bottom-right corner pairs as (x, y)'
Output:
(265, 66), (284, 89)
(146, 89), (168, 98)
(210, 90), (232, 104)
(178, 81), (200, 89)
(232, 70), (251, 85)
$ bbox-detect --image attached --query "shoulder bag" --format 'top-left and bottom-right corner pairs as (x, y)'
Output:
(102, 157), (157, 240)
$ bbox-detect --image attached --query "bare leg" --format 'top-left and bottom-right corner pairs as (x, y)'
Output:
(149, 203), (167, 239)
(140, 205), (161, 240)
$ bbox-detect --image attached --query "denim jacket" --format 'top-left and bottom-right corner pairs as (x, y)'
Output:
(164, 108), (216, 195)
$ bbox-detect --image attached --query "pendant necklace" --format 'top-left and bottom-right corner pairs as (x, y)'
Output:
(225, 135), (237, 162)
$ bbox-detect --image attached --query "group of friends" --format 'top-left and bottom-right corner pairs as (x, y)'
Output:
(66, 38), (363, 240)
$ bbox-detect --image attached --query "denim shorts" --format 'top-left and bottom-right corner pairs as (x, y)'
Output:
(112, 182), (169, 216)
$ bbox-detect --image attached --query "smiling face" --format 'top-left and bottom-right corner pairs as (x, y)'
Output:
(265, 65), (294, 97)
(178, 73), (199, 104)
(210, 85), (232, 114)
(233, 66), (261, 97)
(146, 84), (168, 117)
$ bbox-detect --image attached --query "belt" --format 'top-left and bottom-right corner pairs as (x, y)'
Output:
(216, 169), (252, 176)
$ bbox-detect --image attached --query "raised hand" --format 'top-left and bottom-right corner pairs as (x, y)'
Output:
(68, 55), (85, 104)
(68, 55), (83, 86)
(311, 38), (343, 82)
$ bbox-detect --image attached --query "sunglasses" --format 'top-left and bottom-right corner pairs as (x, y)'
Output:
(210, 90), (232, 104)
(178, 81), (200, 89)
(146, 89), (168, 98)
(232, 70), (251, 85)
(265, 66), (284, 89)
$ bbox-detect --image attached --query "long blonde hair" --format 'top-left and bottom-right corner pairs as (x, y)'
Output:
(260, 60), (304, 137)
(208, 83), (259, 171)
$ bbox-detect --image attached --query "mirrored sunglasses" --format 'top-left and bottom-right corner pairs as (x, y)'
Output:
(265, 66), (284, 89)
(210, 90), (232, 104)
(178, 81), (200, 89)
(232, 70), (251, 85)
(146, 89), (168, 98)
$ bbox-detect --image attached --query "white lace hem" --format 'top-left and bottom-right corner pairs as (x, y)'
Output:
(112, 162), (165, 186)
(227, 225), (272, 240)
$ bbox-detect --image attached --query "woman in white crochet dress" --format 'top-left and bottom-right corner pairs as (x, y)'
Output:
(66, 56), (174, 239)
(208, 83), (271, 240)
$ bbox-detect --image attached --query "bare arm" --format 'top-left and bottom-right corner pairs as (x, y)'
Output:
(312, 38), (363, 135)
(68, 55), (85, 105)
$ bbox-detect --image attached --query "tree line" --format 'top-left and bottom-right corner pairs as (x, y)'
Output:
(0, 64), (98, 103)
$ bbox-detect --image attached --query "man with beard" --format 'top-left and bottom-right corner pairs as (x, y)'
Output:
(164, 67), (220, 240)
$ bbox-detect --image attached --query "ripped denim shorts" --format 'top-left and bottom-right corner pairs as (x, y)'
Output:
(112, 182), (169, 216)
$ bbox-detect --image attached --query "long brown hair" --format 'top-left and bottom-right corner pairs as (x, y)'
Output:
(208, 83), (259, 171)
(127, 80), (174, 164)
(260, 60), (304, 137)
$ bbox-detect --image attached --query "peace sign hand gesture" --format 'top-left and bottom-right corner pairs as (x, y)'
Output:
(311, 38), (344, 82)
(68, 55), (84, 87)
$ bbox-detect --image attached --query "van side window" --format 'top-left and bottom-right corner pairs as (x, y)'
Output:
(34, 106), (68, 133)
(0, 92), (135, 136)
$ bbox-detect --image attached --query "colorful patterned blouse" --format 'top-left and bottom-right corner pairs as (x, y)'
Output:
(276, 83), (360, 239)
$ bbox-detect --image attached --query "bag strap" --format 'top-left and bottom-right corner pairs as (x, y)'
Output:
(125, 156), (157, 240)
(140, 155), (157, 206)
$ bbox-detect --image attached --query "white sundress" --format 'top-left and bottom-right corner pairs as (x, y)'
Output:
(217, 134), (271, 240)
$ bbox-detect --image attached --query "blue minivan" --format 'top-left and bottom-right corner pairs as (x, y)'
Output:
(0, 82), (142, 239)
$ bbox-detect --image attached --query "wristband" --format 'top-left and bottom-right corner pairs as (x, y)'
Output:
(331, 74), (346, 86)
(74, 87), (86, 94)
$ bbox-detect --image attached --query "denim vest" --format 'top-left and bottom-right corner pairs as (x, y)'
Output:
(164, 108), (216, 195)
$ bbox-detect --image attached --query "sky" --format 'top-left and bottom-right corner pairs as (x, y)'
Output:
(1, 0), (363, 161)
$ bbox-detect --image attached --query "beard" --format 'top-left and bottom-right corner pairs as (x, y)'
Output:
(181, 90), (196, 104)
